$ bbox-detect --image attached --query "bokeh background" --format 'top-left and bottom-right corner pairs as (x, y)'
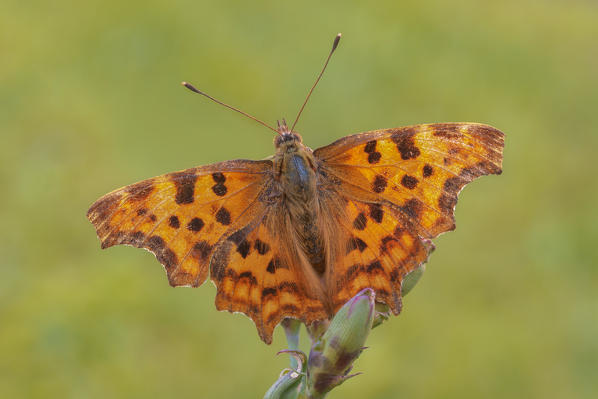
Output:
(2, 0), (597, 397)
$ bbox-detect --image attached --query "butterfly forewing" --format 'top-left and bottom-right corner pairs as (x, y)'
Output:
(87, 159), (273, 287)
(315, 123), (504, 238)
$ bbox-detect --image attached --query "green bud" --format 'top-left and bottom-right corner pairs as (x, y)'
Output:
(264, 350), (306, 399)
(306, 288), (375, 397)
(263, 367), (303, 399)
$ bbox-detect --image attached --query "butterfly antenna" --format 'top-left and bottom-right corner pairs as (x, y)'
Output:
(290, 33), (341, 133)
(181, 82), (280, 135)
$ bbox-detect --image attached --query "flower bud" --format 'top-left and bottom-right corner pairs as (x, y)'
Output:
(306, 288), (375, 397)
(263, 367), (303, 399)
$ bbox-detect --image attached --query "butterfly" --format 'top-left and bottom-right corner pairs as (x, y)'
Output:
(87, 34), (504, 344)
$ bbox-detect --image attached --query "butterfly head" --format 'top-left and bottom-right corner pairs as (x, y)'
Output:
(274, 119), (303, 151)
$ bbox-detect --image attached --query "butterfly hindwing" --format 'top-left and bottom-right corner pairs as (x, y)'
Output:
(210, 214), (328, 344)
(87, 159), (272, 287)
(329, 198), (432, 313)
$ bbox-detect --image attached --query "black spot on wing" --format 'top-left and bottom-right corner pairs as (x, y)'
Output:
(212, 183), (227, 196)
(364, 140), (377, 153)
(254, 239), (270, 255)
(368, 152), (381, 164)
(391, 129), (420, 160)
(401, 175), (419, 189)
(171, 172), (197, 204)
(236, 240), (251, 258)
(211, 171), (227, 197)
(212, 172), (226, 183)
(347, 237), (368, 253)
(215, 208), (231, 225)
(364, 140), (382, 164)
(266, 259), (277, 274)
(368, 203), (384, 223)
(187, 217), (205, 232)
(372, 175), (388, 193)
(423, 164), (434, 178)
(353, 213), (367, 230)
(169, 215), (180, 228)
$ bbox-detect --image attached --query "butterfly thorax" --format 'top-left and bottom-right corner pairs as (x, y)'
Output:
(275, 134), (315, 201)
(273, 132), (327, 275)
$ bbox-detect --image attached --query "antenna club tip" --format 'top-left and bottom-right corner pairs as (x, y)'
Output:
(332, 33), (342, 51)
(182, 81), (201, 94)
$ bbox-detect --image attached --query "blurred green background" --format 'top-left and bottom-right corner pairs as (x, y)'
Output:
(1, 0), (597, 397)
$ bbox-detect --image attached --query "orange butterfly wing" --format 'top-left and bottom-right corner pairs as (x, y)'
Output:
(314, 123), (504, 312)
(328, 199), (433, 314)
(210, 213), (327, 343)
(87, 160), (272, 287)
(87, 159), (327, 344)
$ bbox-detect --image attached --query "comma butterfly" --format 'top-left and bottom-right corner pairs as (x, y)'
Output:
(87, 34), (504, 344)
